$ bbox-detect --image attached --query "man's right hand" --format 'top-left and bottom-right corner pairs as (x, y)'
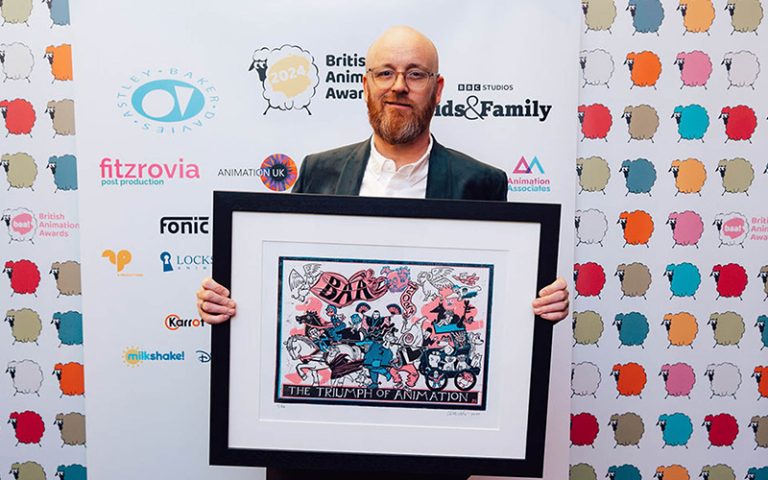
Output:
(196, 277), (237, 324)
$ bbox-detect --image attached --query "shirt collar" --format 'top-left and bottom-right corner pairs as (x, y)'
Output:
(368, 135), (433, 175)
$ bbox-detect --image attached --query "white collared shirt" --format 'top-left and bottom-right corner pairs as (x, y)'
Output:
(358, 136), (432, 198)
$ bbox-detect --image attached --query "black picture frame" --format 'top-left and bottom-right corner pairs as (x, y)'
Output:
(209, 191), (560, 478)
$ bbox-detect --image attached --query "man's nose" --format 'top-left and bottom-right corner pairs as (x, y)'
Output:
(391, 72), (409, 92)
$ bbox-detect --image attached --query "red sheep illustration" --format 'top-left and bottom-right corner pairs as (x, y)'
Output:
(719, 105), (757, 143)
(3, 259), (41, 296)
(571, 412), (599, 447)
(703, 413), (739, 448)
(611, 362), (647, 398)
(8, 410), (45, 446)
(711, 263), (748, 300)
(574, 262), (606, 298)
(0, 99), (36, 137)
(578, 104), (612, 141)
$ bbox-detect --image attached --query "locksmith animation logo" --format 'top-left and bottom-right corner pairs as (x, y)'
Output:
(249, 45), (320, 115)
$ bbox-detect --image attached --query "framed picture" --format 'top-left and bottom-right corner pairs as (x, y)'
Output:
(209, 192), (560, 478)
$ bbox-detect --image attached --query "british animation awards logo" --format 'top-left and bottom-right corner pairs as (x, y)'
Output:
(249, 45), (320, 115)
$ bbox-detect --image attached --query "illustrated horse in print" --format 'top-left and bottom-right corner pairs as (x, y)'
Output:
(285, 335), (326, 385)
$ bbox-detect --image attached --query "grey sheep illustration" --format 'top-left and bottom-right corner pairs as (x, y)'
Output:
(54, 412), (85, 446)
(50, 260), (81, 297)
(582, 0), (617, 32)
(6, 359), (43, 395)
(723, 51), (760, 89)
(705, 362), (741, 398)
(580, 49), (614, 87)
(573, 310), (604, 346)
(700, 464), (736, 480)
(572, 362), (601, 397)
(622, 104), (659, 142)
(759, 265), (768, 300)
(609, 412), (644, 447)
(5, 308), (42, 344)
(615, 263), (652, 299)
(750, 415), (768, 449)
(46, 99), (75, 137)
(575, 209), (608, 246)
(716, 158), (754, 195)
(0, 0), (33, 25)
(726, 0), (764, 34)
(2, 152), (37, 190)
(9, 461), (46, 480)
(708, 312), (745, 347)
(577, 156), (610, 194)
(0, 42), (34, 82)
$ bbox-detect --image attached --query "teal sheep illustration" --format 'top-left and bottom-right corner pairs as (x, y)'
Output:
(52, 310), (82, 346)
(747, 467), (768, 480)
(607, 464), (642, 480)
(628, 0), (665, 34)
(620, 158), (657, 196)
(673, 104), (709, 142)
(664, 262), (701, 299)
(657, 412), (693, 447)
(47, 154), (78, 192)
(757, 315), (768, 349)
(613, 312), (649, 347)
(55, 464), (86, 480)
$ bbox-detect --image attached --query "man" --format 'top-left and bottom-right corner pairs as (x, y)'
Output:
(197, 26), (568, 324)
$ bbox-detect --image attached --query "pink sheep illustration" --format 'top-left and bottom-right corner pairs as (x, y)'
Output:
(660, 363), (696, 398)
(667, 211), (704, 248)
(674, 51), (713, 89)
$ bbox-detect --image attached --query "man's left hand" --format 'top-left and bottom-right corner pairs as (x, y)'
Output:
(532, 277), (569, 322)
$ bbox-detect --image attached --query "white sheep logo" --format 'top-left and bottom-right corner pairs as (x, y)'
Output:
(249, 45), (320, 115)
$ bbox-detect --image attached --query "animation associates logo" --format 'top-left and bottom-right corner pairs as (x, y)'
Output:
(117, 68), (219, 134)
(122, 346), (185, 367)
(508, 156), (552, 193)
(217, 153), (297, 192)
(99, 157), (200, 188)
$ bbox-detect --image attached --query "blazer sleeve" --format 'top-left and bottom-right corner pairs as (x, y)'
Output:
(492, 168), (509, 201)
(291, 156), (313, 193)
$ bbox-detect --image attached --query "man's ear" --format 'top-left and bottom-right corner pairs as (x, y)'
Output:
(435, 75), (445, 104)
(363, 74), (370, 103)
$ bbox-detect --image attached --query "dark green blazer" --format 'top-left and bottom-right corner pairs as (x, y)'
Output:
(291, 138), (508, 201)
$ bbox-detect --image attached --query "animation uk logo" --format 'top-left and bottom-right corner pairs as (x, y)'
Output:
(259, 154), (298, 191)
(102, 249), (143, 277)
(508, 156), (551, 193)
(165, 314), (204, 331)
(249, 45), (320, 114)
(122, 346), (185, 367)
(160, 251), (211, 272)
(117, 68), (219, 134)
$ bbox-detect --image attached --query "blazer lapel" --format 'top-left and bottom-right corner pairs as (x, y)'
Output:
(334, 140), (371, 195)
(425, 139), (453, 199)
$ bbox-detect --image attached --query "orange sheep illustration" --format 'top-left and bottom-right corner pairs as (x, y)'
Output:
(678, 0), (716, 34)
(44, 44), (73, 82)
(655, 464), (690, 480)
(662, 312), (698, 348)
(670, 158), (707, 195)
(626, 51), (662, 89)
(754, 366), (768, 400)
(618, 210), (654, 247)
(611, 362), (647, 398)
(52, 362), (84, 397)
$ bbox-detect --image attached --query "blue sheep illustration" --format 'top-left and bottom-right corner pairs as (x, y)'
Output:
(52, 310), (82, 347)
(620, 158), (656, 196)
(45, 0), (70, 27)
(664, 263), (701, 299)
(613, 312), (649, 348)
(657, 412), (693, 447)
(607, 464), (642, 480)
(673, 104), (709, 142)
(757, 315), (767, 350)
(56, 464), (86, 480)
(47, 154), (78, 192)
(627, 0), (665, 34)
(747, 467), (768, 480)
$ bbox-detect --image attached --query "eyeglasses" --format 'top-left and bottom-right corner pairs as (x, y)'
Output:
(366, 67), (439, 91)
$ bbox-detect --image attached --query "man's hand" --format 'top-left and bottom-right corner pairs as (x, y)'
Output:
(531, 277), (569, 322)
(196, 277), (237, 324)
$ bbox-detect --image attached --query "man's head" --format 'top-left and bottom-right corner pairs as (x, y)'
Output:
(364, 26), (444, 146)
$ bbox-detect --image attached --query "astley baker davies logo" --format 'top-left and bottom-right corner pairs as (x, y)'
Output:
(508, 156), (551, 193)
(122, 347), (185, 367)
(250, 45), (320, 115)
(217, 153), (298, 192)
(102, 249), (143, 277)
(117, 68), (219, 134)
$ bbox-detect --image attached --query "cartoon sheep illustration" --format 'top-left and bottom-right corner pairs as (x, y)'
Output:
(52, 310), (82, 347)
(53, 361), (84, 397)
(0, 42), (33, 82)
(50, 260), (81, 297)
(708, 311), (745, 346)
(574, 262), (606, 298)
(758, 315), (768, 349)
(573, 310), (604, 346)
(628, 0), (665, 34)
(249, 45), (320, 115)
(677, 0), (715, 33)
(664, 263), (701, 299)
(675, 50), (712, 88)
(580, 49), (614, 87)
(669, 159), (706, 196)
(654, 465), (690, 480)
(700, 464), (736, 480)
(47, 154), (78, 192)
(44, 44), (72, 82)
(4, 259), (40, 296)
(582, 0), (618, 32)
(9, 410), (44, 446)
(577, 156), (610, 194)
(660, 363), (696, 398)
(705, 362), (742, 398)
(571, 412), (599, 447)
(657, 412), (693, 448)
(667, 211), (704, 247)
(613, 312), (649, 347)
(54, 412), (85, 446)
(615, 263), (652, 299)
(622, 104), (659, 141)
(9, 461), (46, 480)
(46, 99), (75, 137)
(1, 152), (37, 190)
(611, 362), (647, 398)
(711, 264), (748, 300)
(578, 104), (613, 141)
(609, 412), (644, 448)
(0, 0), (33, 25)
(607, 465), (642, 480)
(6, 359), (43, 395)
(618, 210), (653, 247)
(721, 105), (758, 143)
(44, 0), (70, 27)
(0, 98), (35, 137)
(704, 413), (739, 448)
(571, 463), (597, 480)
(55, 464), (87, 480)
(673, 104), (709, 142)
(2, 207), (37, 244)
(716, 158), (754, 195)
(713, 212), (748, 247)
(572, 361), (601, 397)
(4, 308), (42, 344)
(723, 51), (760, 89)
(753, 367), (768, 400)
(576, 209), (608, 246)
(726, 0), (763, 34)
(663, 312), (698, 347)
(620, 158), (656, 196)
(625, 51), (661, 88)
(758, 266), (768, 300)
(749, 416), (768, 449)
(747, 467), (768, 480)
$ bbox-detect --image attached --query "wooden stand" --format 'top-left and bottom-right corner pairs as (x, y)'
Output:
(266, 468), (469, 480)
